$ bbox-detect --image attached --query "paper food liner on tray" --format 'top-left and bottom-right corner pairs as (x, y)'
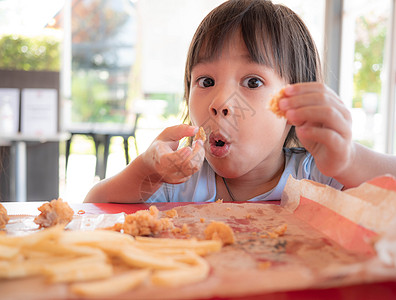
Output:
(2, 175), (396, 300)
(5, 213), (126, 236)
(2, 201), (381, 300)
(281, 174), (396, 270)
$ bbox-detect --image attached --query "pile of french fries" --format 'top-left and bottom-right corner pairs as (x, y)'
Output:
(0, 226), (222, 297)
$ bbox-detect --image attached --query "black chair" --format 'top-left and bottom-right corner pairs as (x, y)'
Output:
(65, 113), (140, 179)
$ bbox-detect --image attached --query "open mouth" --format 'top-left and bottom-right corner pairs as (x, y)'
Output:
(215, 140), (225, 147)
(209, 133), (230, 157)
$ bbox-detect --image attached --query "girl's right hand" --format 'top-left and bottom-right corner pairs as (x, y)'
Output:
(141, 124), (205, 184)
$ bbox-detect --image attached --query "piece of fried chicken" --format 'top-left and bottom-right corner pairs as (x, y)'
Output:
(34, 198), (74, 228)
(193, 127), (207, 143)
(123, 206), (174, 236)
(268, 88), (286, 118)
(0, 203), (9, 229)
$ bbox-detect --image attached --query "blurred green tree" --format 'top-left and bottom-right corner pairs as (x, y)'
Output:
(72, 70), (124, 123)
(0, 34), (60, 71)
(353, 15), (386, 109)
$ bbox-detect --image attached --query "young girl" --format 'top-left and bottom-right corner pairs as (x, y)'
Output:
(84, 0), (396, 203)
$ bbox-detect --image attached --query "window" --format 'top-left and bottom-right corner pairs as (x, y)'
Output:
(340, 0), (394, 153)
(136, 0), (225, 116)
(273, 0), (326, 61)
(68, 0), (137, 124)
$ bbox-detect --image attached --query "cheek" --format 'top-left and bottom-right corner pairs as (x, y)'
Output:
(188, 97), (207, 126)
(188, 100), (198, 126)
(246, 113), (289, 143)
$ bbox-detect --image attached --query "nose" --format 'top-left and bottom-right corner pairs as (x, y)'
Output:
(209, 91), (233, 118)
(211, 106), (230, 117)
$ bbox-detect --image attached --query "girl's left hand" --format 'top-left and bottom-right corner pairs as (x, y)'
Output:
(278, 82), (355, 179)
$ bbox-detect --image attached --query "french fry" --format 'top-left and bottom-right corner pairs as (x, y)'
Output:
(88, 241), (126, 256)
(43, 255), (108, 277)
(70, 269), (150, 297)
(22, 241), (106, 258)
(0, 244), (19, 259)
(151, 254), (209, 287)
(0, 260), (43, 279)
(146, 249), (208, 266)
(0, 225), (64, 247)
(46, 262), (113, 283)
(118, 245), (189, 270)
(59, 229), (134, 246)
(135, 236), (222, 255)
(0, 218), (223, 297)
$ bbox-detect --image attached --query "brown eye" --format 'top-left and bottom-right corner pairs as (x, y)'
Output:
(198, 77), (215, 87)
(242, 77), (263, 89)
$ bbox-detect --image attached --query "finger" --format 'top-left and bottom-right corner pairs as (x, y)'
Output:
(154, 140), (181, 158)
(279, 91), (350, 121)
(158, 124), (198, 142)
(158, 145), (201, 178)
(283, 83), (345, 113)
(166, 143), (204, 180)
(160, 149), (191, 171)
(279, 92), (346, 112)
(296, 125), (352, 177)
(175, 146), (193, 160)
(286, 106), (351, 138)
(284, 82), (338, 99)
(192, 138), (204, 153)
(187, 140), (205, 170)
(296, 125), (347, 153)
(165, 174), (192, 185)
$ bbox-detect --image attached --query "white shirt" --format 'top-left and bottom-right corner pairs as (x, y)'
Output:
(146, 148), (343, 203)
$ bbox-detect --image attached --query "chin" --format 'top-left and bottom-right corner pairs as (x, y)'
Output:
(206, 157), (245, 179)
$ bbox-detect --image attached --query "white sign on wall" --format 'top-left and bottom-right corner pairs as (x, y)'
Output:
(21, 88), (57, 136)
(0, 88), (19, 135)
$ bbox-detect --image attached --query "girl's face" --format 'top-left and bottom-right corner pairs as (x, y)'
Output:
(189, 33), (291, 178)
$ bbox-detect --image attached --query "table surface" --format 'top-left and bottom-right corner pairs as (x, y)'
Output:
(65, 122), (136, 135)
(0, 132), (70, 142)
(2, 201), (396, 300)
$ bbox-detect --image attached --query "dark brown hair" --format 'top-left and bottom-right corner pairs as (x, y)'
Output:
(183, 0), (322, 147)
